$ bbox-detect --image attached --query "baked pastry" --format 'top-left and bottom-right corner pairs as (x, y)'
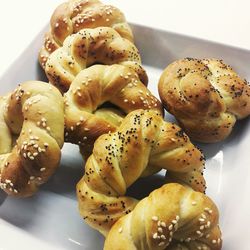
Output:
(64, 64), (162, 157)
(158, 58), (250, 143)
(45, 26), (144, 93)
(39, 0), (133, 68)
(77, 109), (206, 236)
(0, 81), (64, 197)
(104, 183), (222, 250)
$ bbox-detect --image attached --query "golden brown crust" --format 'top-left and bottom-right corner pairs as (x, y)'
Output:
(77, 110), (206, 236)
(39, 0), (133, 68)
(0, 82), (64, 197)
(45, 27), (145, 93)
(64, 64), (162, 156)
(158, 58), (250, 143)
(104, 183), (222, 250)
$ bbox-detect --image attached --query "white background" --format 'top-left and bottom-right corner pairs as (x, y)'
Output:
(0, 0), (250, 75)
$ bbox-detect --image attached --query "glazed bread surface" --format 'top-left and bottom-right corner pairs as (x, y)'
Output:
(39, 0), (133, 68)
(64, 64), (162, 157)
(0, 81), (64, 197)
(104, 183), (222, 250)
(158, 58), (250, 143)
(45, 26), (145, 92)
(77, 109), (206, 236)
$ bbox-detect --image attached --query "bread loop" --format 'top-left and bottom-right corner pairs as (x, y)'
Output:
(39, 0), (133, 68)
(105, 183), (222, 250)
(158, 58), (250, 142)
(0, 81), (64, 197)
(77, 109), (206, 236)
(64, 64), (162, 156)
(45, 27), (146, 93)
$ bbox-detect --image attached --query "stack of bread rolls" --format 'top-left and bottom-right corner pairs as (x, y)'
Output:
(2, 0), (250, 249)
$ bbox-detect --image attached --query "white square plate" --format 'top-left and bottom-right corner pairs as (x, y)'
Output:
(0, 24), (249, 250)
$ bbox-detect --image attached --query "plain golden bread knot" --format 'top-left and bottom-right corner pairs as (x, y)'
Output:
(45, 26), (145, 93)
(39, 0), (133, 68)
(0, 81), (64, 197)
(64, 64), (162, 157)
(77, 109), (206, 236)
(158, 58), (250, 143)
(104, 183), (222, 250)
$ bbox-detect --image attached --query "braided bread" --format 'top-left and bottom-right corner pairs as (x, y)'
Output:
(39, 0), (133, 68)
(0, 81), (64, 197)
(158, 58), (250, 143)
(104, 183), (222, 250)
(64, 64), (162, 157)
(77, 109), (206, 236)
(45, 26), (145, 93)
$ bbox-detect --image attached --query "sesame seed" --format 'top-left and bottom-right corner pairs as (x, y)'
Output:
(153, 233), (158, 239)
(40, 168), (46, 172)
(158, 242), (165, 247)
(152, 216), (158, 221)
(172, 219), (177, 224)
(212, 240), (217, 244)
(118, 227), (122, 233)
(158, 227), (163, 233)
(161, 222), (166, 227)
(160, 235), (166, 240)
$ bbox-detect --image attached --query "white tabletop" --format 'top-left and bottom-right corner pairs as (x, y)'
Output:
(0, 0), (250, 77)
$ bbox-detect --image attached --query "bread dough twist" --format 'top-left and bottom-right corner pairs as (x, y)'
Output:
(104, 183), (222, 250)
(45, 26), (144, 93)
(39, 0), (133, 68)
(77, 110), (206, 236)
(64, 64), (162, 156)
(158, 58), (250, 142)
(0, 82), (64, 197)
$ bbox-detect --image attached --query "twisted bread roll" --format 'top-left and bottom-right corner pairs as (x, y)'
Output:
(45, 26), (145, 93)
(39, 0), (133, 68)
(0, 82), (64, 197)
(64, 64), (162, 157)
(158, 58), (250, 143)
(77, 110), (206, 236)
(104, 183), (222, 250)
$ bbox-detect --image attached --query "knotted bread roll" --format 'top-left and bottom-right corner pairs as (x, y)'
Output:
(77, 109), (206, 236)
(104, 183), (222, 250)
(0, 82), (64, 197)
(39, 0), (133, 68)
(64, 64), (162, 157)
(158, 58), (250, 143)
(45, 26), (145, 92)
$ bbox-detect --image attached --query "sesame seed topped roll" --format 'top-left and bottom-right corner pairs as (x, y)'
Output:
(0, 81), (64, 197)
(45, 27), (146, 93)
(39, 0), (133, 68)
(64, 64), (162, 158)
(104, 183), (222, 250)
